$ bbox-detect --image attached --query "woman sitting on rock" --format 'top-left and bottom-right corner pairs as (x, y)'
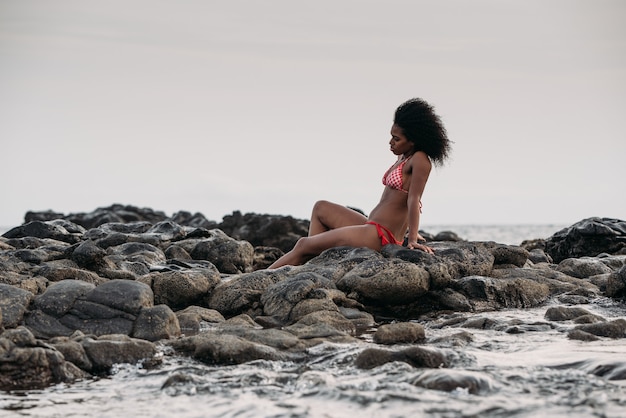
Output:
(268, 98), (452, 269)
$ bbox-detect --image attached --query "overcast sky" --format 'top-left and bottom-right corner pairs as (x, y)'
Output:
(1, 0), (624, 228)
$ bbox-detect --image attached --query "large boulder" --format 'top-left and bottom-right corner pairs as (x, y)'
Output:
(190, 229), (254, 274)
(545, 217), (626, 263)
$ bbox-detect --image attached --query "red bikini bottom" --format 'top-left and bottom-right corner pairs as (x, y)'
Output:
(365, 221), (402, 246)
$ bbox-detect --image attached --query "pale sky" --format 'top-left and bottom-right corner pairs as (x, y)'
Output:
(1, 0), (625, 228)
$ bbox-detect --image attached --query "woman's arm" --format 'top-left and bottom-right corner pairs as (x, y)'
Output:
(406, 152), (433, 253)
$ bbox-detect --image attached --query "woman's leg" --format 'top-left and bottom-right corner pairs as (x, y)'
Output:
(308, 200), (368, 236)
(268, 223), (381, 269)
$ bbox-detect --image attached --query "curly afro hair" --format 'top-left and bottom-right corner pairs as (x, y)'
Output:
(394, 98), (452, 166)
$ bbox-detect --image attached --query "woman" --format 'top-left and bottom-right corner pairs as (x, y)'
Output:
(268, 98), (451, 269)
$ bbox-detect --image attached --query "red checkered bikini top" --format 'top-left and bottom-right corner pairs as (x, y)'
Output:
(382, 156), (410, 193)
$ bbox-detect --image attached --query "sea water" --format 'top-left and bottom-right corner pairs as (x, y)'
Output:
(1, 224), (625, 417)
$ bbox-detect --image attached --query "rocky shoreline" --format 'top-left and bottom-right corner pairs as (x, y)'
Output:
(1, 204), (625, 392)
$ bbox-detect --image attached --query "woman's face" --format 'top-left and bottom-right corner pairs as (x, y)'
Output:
(389, 124), (414, 156)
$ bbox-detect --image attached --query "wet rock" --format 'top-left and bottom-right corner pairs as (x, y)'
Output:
(0, 283), (34, 328)
(373, 322), (426, 345)
(0, 327), (89, 390)
(355, 346), (448, 369)
(169, 332), (296, 365)
(81, 334), (160, 373)
(567, 329), (601, 341)
(49, 334), (93, 371)
(455, 276), (550, 310)
(573, 319), (626, 339)
(411, 369), (498, 394)
(545, 217), (626, 263)
(544, 306), (601, 322)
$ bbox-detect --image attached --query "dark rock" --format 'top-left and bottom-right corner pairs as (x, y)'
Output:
(2, 221), (82, 244)
(33, 279), (96, 317)
(71, 240), (108, 271)
(168, 211), (217, 230)
(545, 217), (626, 263)
(0, 283), (34, 328)
(84, 279), (154, 315)
(65, 204), (168, 229)
(528, 248), (552, 264)
(217, 211), (309, 253)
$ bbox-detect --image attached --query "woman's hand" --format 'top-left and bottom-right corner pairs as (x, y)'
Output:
(407, 236), (434, 254)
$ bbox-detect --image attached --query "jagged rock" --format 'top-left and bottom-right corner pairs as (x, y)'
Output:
(217, 211), (309, 253)
(545, 217), (626, 263)
(0, 327), (89, 390)
(261, 271), (338, 323)
(2, 220), (83, 244)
